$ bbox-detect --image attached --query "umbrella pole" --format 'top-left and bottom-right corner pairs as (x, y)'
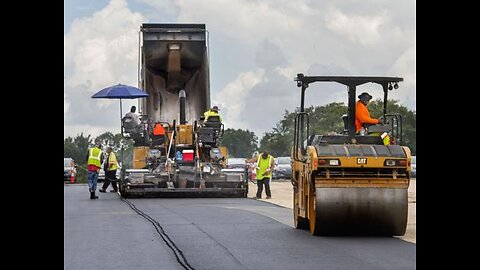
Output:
(120, 98), (123, 136)
(119, 99), (124, 180)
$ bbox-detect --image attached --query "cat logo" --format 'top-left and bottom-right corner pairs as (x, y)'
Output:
(357, 158), (367, 165)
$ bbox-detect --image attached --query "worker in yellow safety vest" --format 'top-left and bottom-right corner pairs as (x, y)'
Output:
(86, 141), (104, 199)
(255, 151), (275, 199)
(203, 106), (222, 122)
(99, 146), (119, 193)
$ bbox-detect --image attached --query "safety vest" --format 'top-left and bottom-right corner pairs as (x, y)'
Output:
(381, 132), (390, 146)
(87, 147), (102, 167)
(108, 152), (119, 170)
(256, 154), (273, 180)
(153, 123), (166, 136)
(204, 110), (222, 122)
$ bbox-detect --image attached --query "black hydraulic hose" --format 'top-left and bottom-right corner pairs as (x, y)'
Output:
(121, 198), (195, 270)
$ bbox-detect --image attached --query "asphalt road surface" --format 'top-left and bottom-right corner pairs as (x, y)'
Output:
(64, 184), (416, 270)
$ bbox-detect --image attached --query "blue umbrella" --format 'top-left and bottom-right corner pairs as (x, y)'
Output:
(91, 83), (149, 99)
(91, 84), (149, 133)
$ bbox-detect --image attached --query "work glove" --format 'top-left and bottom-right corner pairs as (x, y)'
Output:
(378, 117), (385, 125)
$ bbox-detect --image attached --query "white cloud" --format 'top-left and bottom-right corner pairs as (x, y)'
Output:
(325, 7), (385, 46)
(214, 69), (265, 130)
(137, 0), (179, 18)
(175, 0), (311, 44)
(65, 0), (415, 139)
(388, 46), (416, 109)
(64, 0), (146, 92)
(64, 92), (70, 115)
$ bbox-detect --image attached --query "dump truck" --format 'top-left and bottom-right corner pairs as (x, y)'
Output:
(292, 74), (411, 235)
(118, 23), (247, 198)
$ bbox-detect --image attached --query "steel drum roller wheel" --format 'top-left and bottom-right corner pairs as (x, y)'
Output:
(315, 187), (408, 236)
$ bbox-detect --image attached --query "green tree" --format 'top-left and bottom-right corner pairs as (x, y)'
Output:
(260, 103), (347, 156)
(94, 131), (134, 167)
(259, 100), (416, 156)
(259, 109), (300, 157)
(220, 128), (258, 158)
(367, 99), (416, 155)
(305, 102), (348, 135)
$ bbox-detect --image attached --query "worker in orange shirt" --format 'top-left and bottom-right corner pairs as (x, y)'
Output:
(152, 122), (167, 146)
(355, 92), (383, 133)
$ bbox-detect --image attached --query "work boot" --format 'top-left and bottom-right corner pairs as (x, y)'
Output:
(90, 191), (98, 199)
(110, 189), (118, 193)
(99, 189), (106, 193)
(266, 196), (271, 199)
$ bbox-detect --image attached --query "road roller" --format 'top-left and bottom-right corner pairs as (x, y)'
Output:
(291, 74), (412, 236)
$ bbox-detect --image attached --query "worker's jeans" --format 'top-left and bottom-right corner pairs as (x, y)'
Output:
(87, 171), (99, 192)
(256, 177), (271, 198)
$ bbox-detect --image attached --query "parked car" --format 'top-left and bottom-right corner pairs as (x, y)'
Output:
(272, 156), (292, 179)
(222, 158), (247, 174)
(64, 158), (77, 183)
(410, 156), (416, 177)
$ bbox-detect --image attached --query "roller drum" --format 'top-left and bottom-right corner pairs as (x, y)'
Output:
(314, 187), (407, 235)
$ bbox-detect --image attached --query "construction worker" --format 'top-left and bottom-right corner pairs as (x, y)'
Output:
(203, 106), (222, 122)
(86, 140), (104, 199)
(153, 122), (166, 136)
(125, 105), (141, 125)
(152, 122), (167, 146)
(355, 92), (384, 133)
(99, 147), (119, 193)
(255, 151), (275, 199)
(356, 92), (391, 145)
(123, 105), (141, 134)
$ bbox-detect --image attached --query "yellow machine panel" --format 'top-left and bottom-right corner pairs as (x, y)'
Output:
(177, 124), (193, 145)
(220, 146), (228, 167)
(133, 146), (149, 169)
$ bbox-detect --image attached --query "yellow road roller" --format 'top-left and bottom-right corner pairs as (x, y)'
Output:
(291, 74), (411, 236)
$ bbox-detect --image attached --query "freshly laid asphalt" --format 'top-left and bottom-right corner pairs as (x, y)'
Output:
(65, 184), (416, 270)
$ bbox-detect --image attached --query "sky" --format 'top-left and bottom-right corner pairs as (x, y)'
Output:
(64, 0), (415, 141)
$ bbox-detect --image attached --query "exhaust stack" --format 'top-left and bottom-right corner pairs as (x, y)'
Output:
(179, 90), (186, 124)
